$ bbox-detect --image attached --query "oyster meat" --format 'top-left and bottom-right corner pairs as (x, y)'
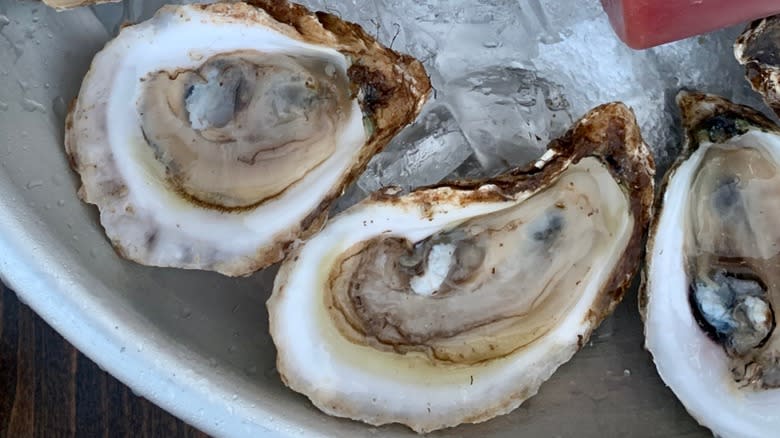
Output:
(644, 91), (780, 437)
(268, 103), (654, 432)
(65, 1), (430, 276)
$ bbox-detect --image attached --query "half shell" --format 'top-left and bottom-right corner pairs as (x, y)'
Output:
(269, 102), (654, 432)
(644, 91), (780, 438)
(65, 1), (430, 276)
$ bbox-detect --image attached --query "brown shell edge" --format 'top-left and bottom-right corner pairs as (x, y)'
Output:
(269, 102), (656, 433)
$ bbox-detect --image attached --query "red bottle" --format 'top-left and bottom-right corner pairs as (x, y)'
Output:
(601, 0), (780, 49)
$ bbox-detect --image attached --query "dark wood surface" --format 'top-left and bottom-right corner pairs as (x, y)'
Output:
(0, 283), (210, 438)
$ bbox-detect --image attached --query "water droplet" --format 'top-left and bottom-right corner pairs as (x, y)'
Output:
(0, 101), (7, 111)
(57, 199), (66, 207)
(44, 203), (51, 210)
(228, 344), (237, 353)
(26, 179), (43, 189)
(21, 98), (46, 114)
(180, 306), (192, 319)
(120, 346), (126, 352)
(43, 82), (50, 89)
(623, 369), (631, 377)
(0, 15), (10, 27)
(52, 96), (66, 120)
(72, 234), (79, 241)
(32, 16), (39, 23)
(231, 394), (238, 400)
(231, 304), (240, 313)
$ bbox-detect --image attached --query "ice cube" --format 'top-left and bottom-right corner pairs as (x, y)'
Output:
(445, 66), (573, 174)
(356, 103), (473, 194)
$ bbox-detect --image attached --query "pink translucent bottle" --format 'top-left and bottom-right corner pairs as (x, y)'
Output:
(601, 0), (780, 49)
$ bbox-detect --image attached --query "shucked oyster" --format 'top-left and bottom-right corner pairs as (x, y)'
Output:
(65, 1), (430, 276)
(644, 91), (780, 437)
(268, 103), (654, 432)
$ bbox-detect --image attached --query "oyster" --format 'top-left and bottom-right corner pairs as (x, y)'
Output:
(268, 102), (654, 432)
(65, 1), (430, 276)
(735, 14), (780, 118)
(644, 91), (780, 437)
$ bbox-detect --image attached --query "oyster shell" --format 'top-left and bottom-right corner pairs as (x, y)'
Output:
(644, 91), (780, 437)
(735, 14), (780, 118)
(268, 102), (654, 432)
(65, 1), (430, 276)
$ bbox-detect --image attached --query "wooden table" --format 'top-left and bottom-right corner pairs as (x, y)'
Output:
(0, 283), (209, 437)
